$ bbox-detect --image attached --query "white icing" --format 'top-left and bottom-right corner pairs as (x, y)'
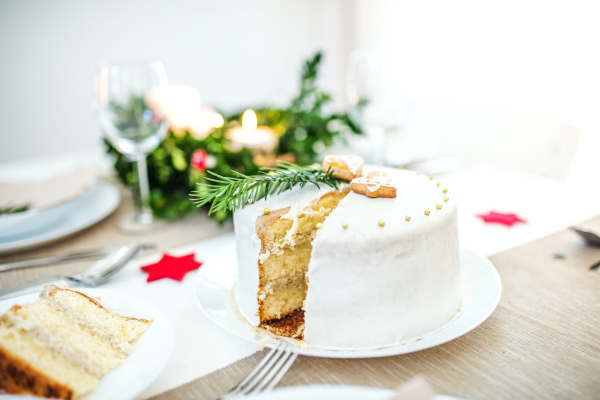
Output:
(234, 165), (463, 349)
(350, 172), (396, 193)
(258, 249), (270, 264)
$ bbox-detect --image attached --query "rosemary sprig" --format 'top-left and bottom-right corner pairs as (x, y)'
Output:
(192, 162), (341, 215)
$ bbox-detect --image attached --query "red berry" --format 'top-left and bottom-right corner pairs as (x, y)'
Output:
(191, 149), (208, 171)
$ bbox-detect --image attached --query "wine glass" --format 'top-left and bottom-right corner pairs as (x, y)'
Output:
(345, 50), (406, 164)
(93, 60), (169, 233)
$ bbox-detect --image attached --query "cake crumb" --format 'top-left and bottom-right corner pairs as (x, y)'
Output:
(257, 335), (270, 350)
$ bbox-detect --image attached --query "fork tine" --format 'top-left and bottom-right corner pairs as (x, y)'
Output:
(262, 349), (298, 392)
(235, 343), (289, 396)
(251, 345), (297, 394)
(224, 341), (283, 397)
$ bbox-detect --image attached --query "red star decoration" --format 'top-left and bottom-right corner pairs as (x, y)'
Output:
(477, 211), (527, 226)
(141, 253), (202, 282)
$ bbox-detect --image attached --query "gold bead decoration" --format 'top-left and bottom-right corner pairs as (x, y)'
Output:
(378, 220), (385, 227)
(442, 188), (448, 193)
(342, 222), (348, 229)
(278, 238), (284, 244)
(263, 208), (270, 215)
(436, 182), (440, 186)
(425, 209), (430, 215)
(436, 204), (442, 209)
(316, 223), (323, 229)
(429, 176), (433, 181)
(248, 198), (254, 204)
(398, 166), (404, 170)
(405, 215), (411, 221)
(444, 196), (449, 202)
(416, 171), (420, 175)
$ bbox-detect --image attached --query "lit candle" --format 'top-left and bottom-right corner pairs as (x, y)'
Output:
(227, 109), (277, 151)
(145, 85), (224, 140)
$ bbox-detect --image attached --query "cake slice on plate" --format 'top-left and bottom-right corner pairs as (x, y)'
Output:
(0, 285), (152, 399)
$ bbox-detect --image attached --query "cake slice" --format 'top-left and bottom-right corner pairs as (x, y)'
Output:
(0, 285), (153, 399)
(0, 318), (98, 399)
(39, 285), (152, 354)
(5, 300), (126, 376)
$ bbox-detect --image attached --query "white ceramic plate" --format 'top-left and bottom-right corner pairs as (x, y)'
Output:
(195, 244), (501, 358)
(0, 182), (120, 255)
(0, 288), (174, 400)
(0, 153), (98, 211)
(238, 385), (463, 400)
(0, 188), (93, 240)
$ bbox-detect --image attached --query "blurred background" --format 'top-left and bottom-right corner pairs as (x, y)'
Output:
(1, 0), (600, 250)
(2, 0), (600, 164)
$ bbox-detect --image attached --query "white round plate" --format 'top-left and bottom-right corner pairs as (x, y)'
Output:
(238, 385), (462, 400)
(0, 288), (174, 400)
(0, 188), (92, 240)
(0, 182), (120, 255)
(195, 244), (501, 358)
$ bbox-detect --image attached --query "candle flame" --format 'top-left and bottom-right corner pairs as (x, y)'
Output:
(348, 88), (359, 106)
(242, 109), (258, 131)
(210, 113), (224, 128)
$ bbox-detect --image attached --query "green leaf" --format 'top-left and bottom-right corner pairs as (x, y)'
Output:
(171, 148), (187, 171)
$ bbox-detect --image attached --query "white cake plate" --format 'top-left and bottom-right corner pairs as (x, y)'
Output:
(0, 288), (174, 400)
(194, 243), (501, 358)
(238, 385), (463, 400)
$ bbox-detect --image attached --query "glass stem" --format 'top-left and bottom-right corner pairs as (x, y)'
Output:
(135, 152), (153, 224)
(366, 124), (387, 165)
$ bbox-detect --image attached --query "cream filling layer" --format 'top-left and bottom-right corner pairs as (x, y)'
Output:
(42, 297), (132, 355)
(7, 314), (113, 377)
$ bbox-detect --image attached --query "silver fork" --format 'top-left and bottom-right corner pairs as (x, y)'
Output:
(219, 341), (298, 399)
(0, 242), (149, 300)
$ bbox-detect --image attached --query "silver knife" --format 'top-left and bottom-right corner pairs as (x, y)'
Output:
(0, 244), (156, 272)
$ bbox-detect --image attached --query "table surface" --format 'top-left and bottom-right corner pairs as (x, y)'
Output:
(2, 167), (600, 400)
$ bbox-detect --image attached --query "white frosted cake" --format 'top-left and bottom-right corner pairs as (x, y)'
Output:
(233, 158), (463, 350)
